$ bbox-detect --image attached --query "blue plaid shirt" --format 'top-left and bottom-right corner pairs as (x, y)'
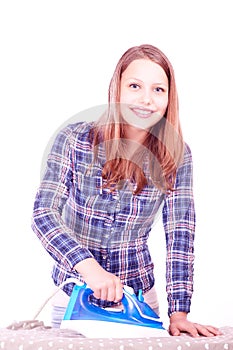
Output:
(32, 121), (195, 316)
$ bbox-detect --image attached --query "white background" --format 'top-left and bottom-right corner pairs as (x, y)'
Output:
(0, 0), (232, 330)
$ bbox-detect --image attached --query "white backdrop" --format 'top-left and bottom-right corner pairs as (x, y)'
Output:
(0, 0), (232, 329)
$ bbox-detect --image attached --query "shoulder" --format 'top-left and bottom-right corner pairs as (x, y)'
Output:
(182, 142), (193, 164)
(54, 121), (94, 146)
(60, 121), (93, 138)
(175, 141), (193, 179)
(47, 121), (94, 157)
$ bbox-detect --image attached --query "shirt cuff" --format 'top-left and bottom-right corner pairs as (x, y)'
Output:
(61, 247), (94, 272)
(168, 298), (191, 317)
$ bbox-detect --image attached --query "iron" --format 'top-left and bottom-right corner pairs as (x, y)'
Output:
(60, 283), (170, 338)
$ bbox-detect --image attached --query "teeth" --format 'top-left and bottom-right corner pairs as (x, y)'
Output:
(133, 109), (152, 115)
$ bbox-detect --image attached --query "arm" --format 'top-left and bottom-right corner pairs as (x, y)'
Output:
(163, 144), (220, 337)
(31, 124), (94, 272)
(162, 143), (195, 317)
(32, 124), (123, 301)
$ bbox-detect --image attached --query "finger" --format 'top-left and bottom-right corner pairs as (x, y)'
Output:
(194, 324), (222, 337)
(105, 277), (122, 301)
(93, 288), (101, 300)
(101, 280), (120, 301)
(193, 323), (212, 337)
(114, 280), (123, 302)
(100, 287), (108, 301)
(169, 324), (181, 336)
(170, 323), (199, 337)
(186, 324), (200, 338)
(93, 282), (109, 300)
(106, 286), (116, 302)
(205, 325), (223, 336)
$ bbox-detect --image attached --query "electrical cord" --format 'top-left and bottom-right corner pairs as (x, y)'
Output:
(32, 278), (83, 320)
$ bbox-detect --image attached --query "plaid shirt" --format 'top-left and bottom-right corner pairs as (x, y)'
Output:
(32, 121), (195, 316)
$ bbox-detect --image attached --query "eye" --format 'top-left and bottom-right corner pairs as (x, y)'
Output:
(129, 83), (140, 89)
(154, 86), (164, 93)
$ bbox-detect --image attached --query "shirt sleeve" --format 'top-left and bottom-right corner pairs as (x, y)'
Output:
(31, 124), (94, 272)
(162, 143), (196, 317)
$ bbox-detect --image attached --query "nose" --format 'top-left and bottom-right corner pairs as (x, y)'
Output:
(140, 88), (153, 105)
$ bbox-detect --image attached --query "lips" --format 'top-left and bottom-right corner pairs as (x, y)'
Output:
(130, 107), (156, 119)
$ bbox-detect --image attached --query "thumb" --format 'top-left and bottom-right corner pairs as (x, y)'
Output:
(169, 324), (180, 336)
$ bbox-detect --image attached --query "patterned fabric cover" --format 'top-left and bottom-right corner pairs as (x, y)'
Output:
(0, 320), (232, 350)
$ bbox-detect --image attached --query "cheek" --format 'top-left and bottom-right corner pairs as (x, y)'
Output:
(120, 86), (136, 104)
(158, 97), (168, 114)
(120, 90), (129, 103)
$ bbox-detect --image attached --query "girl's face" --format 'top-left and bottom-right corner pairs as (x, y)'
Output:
(120, 58), (169, 137)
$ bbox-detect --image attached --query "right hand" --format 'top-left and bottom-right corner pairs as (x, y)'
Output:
(74, 258), (123, 302)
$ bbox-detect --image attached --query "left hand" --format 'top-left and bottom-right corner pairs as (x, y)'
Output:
(169, 312), (222, 337)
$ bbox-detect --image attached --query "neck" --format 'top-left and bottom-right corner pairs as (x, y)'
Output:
(124, 125), (148, 144)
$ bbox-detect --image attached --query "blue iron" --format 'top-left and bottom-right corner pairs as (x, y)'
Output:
(60, 283), (169, 338)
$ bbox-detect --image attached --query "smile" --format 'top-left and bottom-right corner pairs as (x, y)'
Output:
(130, 107), (156, 118)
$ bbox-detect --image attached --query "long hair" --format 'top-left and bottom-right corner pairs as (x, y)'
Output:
(91, 44), (184, 194)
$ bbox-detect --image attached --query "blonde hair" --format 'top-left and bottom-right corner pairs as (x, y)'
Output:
(91, 44), (184, 194)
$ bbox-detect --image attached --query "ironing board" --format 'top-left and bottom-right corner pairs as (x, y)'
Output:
(0, 320), (233, 349)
